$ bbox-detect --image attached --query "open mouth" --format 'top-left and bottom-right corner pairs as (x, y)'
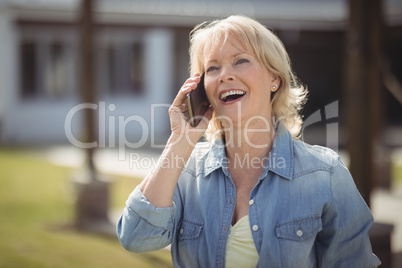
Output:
(219, 90), (246, 103)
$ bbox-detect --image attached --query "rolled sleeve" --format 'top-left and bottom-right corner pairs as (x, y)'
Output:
(316, 158), (381, 267)
(126, 186), (176, 228)
(117, 186), (176, 253)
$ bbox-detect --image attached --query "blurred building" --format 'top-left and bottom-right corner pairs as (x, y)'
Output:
(0, 0), (401, 147)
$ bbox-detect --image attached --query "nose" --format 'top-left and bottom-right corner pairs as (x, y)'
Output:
(219, 65), (235, 84)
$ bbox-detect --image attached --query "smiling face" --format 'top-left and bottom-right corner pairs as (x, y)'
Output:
(203, 36), (279, 129)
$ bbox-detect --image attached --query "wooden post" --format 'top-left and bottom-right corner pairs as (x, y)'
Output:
(346, 1), (393, 266)
(80, 0), (97, 177)
(345, 0), (384, 207)
(75, 0), (113, 234)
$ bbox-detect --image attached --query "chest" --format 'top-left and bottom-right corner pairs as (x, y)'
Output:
(230, 172), (260, 225)
(176, 171), (329, 268)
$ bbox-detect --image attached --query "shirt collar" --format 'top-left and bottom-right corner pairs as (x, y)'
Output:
(203, 138), (227, 176)
(203, 122), (294, 180)
(262, 122), (294, 180)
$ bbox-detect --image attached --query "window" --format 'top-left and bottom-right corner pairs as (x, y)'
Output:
(130, 42), (144, 94)
(18, 24), (76, 100)
(45, 40), (68, 98)
(106, 44), (116, 94)
(18, 24), (145, 100)
(99, 37), (145, 96)
(19, 38), (74, 99)
(20, 40), (37, 98)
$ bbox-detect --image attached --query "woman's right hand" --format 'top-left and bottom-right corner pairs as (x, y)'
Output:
(168, 75), (213, 146)
(139, 75), (213, 207)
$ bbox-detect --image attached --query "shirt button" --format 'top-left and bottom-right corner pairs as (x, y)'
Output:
(179, 228), (184, 235)
(224, 225), (228, 232)
(296, 229), (303, 237)
(252, 225), (259, 231)
(230, 198), (233, 205)
(249, 199), (254, 205)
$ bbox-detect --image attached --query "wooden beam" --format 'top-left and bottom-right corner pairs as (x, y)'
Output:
(345, 0), (384, 206)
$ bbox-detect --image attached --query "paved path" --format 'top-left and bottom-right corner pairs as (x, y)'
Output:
(35, 146), (162, 178)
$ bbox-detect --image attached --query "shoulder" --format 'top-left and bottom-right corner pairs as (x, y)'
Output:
(292, 139), (342, 177)
(291, 139), (356, 192)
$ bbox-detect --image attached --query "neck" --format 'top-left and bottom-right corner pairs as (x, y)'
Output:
(223, 120), (275, 167)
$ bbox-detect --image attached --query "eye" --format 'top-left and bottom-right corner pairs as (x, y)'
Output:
(206, 65), (219, 73)
(236, 58), (249, 65)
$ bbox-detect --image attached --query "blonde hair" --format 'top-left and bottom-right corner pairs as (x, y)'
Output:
(189, 15), (307, 139)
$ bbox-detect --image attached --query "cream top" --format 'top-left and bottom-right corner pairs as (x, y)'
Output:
(225, 215), (259, 268)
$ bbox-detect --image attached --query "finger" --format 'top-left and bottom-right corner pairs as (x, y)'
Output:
(171, 87), (191, 108)
(182, 76), (200, 89)
(179, 103), (188, 113)
(169, 103), (189, 123)
(171, 78), (200, 107)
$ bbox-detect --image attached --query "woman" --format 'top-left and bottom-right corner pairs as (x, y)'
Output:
(117, 15), (380, 268)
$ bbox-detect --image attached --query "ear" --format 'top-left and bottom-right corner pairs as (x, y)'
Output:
(271, 75), (281, 92)
(271, 74), (280, 83)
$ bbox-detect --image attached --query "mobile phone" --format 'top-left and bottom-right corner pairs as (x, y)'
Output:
(186, 74), (210, 127)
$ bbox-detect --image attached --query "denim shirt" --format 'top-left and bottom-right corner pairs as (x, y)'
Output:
(117, 124), (381, 268)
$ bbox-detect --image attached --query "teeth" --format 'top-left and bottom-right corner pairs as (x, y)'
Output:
(220, 90), (246, 100)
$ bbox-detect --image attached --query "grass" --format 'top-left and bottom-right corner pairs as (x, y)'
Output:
(0, 148), (172, 268)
